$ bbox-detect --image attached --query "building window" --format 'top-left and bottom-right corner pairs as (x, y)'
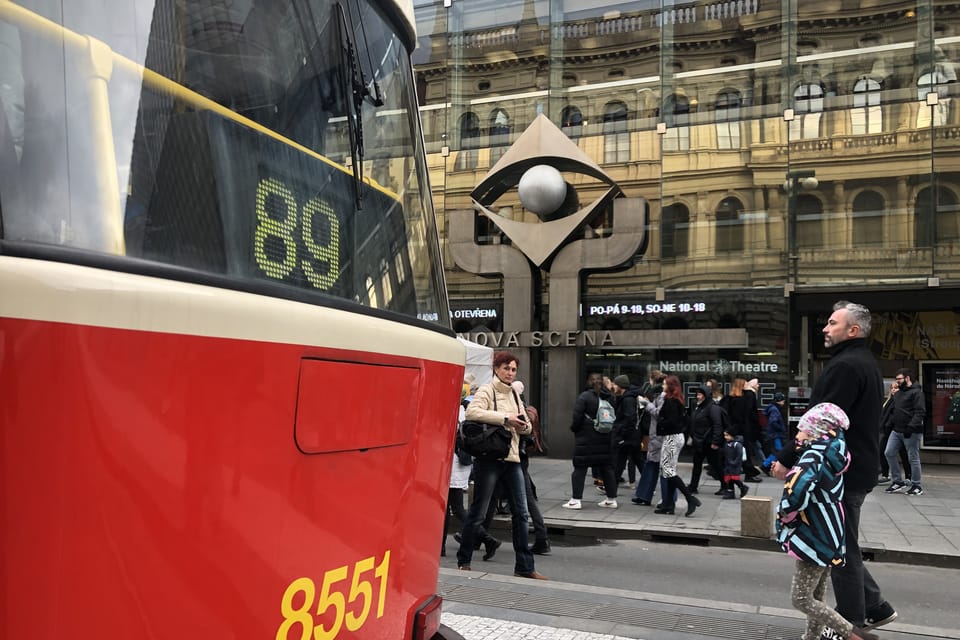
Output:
(561, 105), (583, 139)
(791, 83), (824, 140)
(852, 190), (885, 246)
(796, 194), (823, 248)
(455, 111), (480, 170)
(915, 186), (960, 246)
(365, 275), (378, 308)
(489, 108), (511, 164)
(852, 77), (882, 135)
(662, 93), (690, 151)
(661, 204), (690, 260)
(715, 197), (744, 253)
(603, 101), (630, 163)
(917, 69), (954, 127)
(715, 90), (741, 149)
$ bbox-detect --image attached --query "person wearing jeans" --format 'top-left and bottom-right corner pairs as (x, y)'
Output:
(882, 368), (925, 496)
(456, 350), (547, 580)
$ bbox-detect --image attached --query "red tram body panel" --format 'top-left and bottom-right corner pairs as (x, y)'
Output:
(0, 258), (463, 638)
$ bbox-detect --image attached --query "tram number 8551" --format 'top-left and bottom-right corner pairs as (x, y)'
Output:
(254, 177), (341, 290)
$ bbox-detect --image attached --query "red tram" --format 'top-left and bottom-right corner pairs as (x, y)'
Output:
(0, 1), (464, 638)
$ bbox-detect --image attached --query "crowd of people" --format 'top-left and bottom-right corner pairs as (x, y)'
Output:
(445, 300), (921, 639)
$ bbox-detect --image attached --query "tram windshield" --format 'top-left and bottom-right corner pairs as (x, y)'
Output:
(0, 0), (448, 324)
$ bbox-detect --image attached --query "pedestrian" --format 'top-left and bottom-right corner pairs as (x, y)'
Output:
(688, 385), (724, 495)
(632, 371), (667, 506)
(762, 392), (789, 473)
(562, 372), (618, 509)
(882, 368), (925, 496)
(457, 351), (547, 580)
(721, 426), (749, 499)
(772, 301), (897, 638)
(777, 402), (878, 640)
(726, 378), (763, 481)
(877, 381), (909, 484)
(652, 375), (701, 517)
(611, 374), (644, 489)
(443, 385), (473, 557)
(513, 381), (551, 555)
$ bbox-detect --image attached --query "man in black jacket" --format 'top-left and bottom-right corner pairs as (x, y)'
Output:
(882, 368), (925, 495)
(772, 301), (897, 638)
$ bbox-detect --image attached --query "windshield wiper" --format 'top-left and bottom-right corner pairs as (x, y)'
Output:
(335, 1), (366, 208)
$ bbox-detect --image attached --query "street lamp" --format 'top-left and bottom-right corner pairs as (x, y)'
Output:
(785, 169), (818, 286)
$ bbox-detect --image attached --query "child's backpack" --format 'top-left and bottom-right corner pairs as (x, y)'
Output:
(594, 397), (616, 433)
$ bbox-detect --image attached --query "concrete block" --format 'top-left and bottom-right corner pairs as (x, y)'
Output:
(740, 496), (773, 538)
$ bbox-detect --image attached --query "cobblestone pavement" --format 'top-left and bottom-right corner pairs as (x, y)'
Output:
(442, 613), (638, 640)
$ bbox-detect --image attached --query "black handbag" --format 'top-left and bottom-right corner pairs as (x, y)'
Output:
(459, 421), (512, 460)
(458, 386), (517, 460)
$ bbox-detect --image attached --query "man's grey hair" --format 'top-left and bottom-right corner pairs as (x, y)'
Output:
(833, 300), (872, 337)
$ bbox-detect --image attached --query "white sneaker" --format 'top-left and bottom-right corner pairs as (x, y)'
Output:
(598, 499), (618, 509)
(595, 485), (607, 494)
(561, 498), (582, 510)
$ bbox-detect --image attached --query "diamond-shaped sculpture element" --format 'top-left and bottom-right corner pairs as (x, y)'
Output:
(470, 114), (621, 268)
(476, 187), (620, 267)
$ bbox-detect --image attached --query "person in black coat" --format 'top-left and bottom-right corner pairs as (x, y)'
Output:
(688, 386), (724, 494)
(773, 301), (896, 635)
(611, 374), (644, 487)
(725, 378), (763, 481)
(561, 372), (618, 509)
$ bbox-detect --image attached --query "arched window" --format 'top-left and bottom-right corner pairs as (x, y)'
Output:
(662, 93), (690, 151)
(561, 105), (583, 139)
(661, 203), (690, 260)
(852, 77), (882, 135)
(796, 194), (823, 248)
(715, 197), (744, 253)
(915, 186), (960, 246)
(489, 108), (511, 164)
(715, 90), (741, 149)
(917, 69), (954, 127)
(791, 83), (824, 140)
(603, 101), (629, 163)
(852, 190), (885, 246)
(455, 111), (480, 170)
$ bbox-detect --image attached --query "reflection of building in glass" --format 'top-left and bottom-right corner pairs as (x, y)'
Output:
(413, 0), (960, 459)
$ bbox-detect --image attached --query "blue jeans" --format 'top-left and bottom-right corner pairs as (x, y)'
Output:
(457, 458), (534, 574)
(634, 460), (659, 501)
(885, 431), (922, 484)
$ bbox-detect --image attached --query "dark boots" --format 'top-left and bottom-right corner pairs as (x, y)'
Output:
(668, 475), (701, 517)
(530, 538), (551, 555)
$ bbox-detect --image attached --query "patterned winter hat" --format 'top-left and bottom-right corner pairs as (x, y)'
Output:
(797, 402), (849, 439)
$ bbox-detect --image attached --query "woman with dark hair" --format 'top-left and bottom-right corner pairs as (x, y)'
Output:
(456, 351), (547, 580)
(652, 375), (701, 517)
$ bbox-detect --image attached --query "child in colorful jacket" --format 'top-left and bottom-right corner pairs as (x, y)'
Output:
(776, 403), (878, 640)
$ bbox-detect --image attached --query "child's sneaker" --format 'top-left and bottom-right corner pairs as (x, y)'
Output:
(739, 485), (749, 498)
(598, 498), (618, 509)
(906, 484), (923, 496)
(884, 481), (907, 493)
(721, 490), (736, 500)
(561, 498), (582, 510)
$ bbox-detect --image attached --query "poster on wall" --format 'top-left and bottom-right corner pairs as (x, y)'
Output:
(920, 361), (960, 449)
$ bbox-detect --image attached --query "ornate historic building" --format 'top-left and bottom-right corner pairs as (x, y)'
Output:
(411, 0), (960, 461)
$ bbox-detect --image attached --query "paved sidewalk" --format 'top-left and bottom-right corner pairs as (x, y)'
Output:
(513, 457), (960, 568)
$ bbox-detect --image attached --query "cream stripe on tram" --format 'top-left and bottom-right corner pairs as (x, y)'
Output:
(0, 257), (463, 365)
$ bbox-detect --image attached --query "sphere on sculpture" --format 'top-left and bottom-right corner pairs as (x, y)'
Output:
(518, 165), (567, 216)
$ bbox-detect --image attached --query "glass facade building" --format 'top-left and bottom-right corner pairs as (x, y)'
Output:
(411, 0), (960, 461)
